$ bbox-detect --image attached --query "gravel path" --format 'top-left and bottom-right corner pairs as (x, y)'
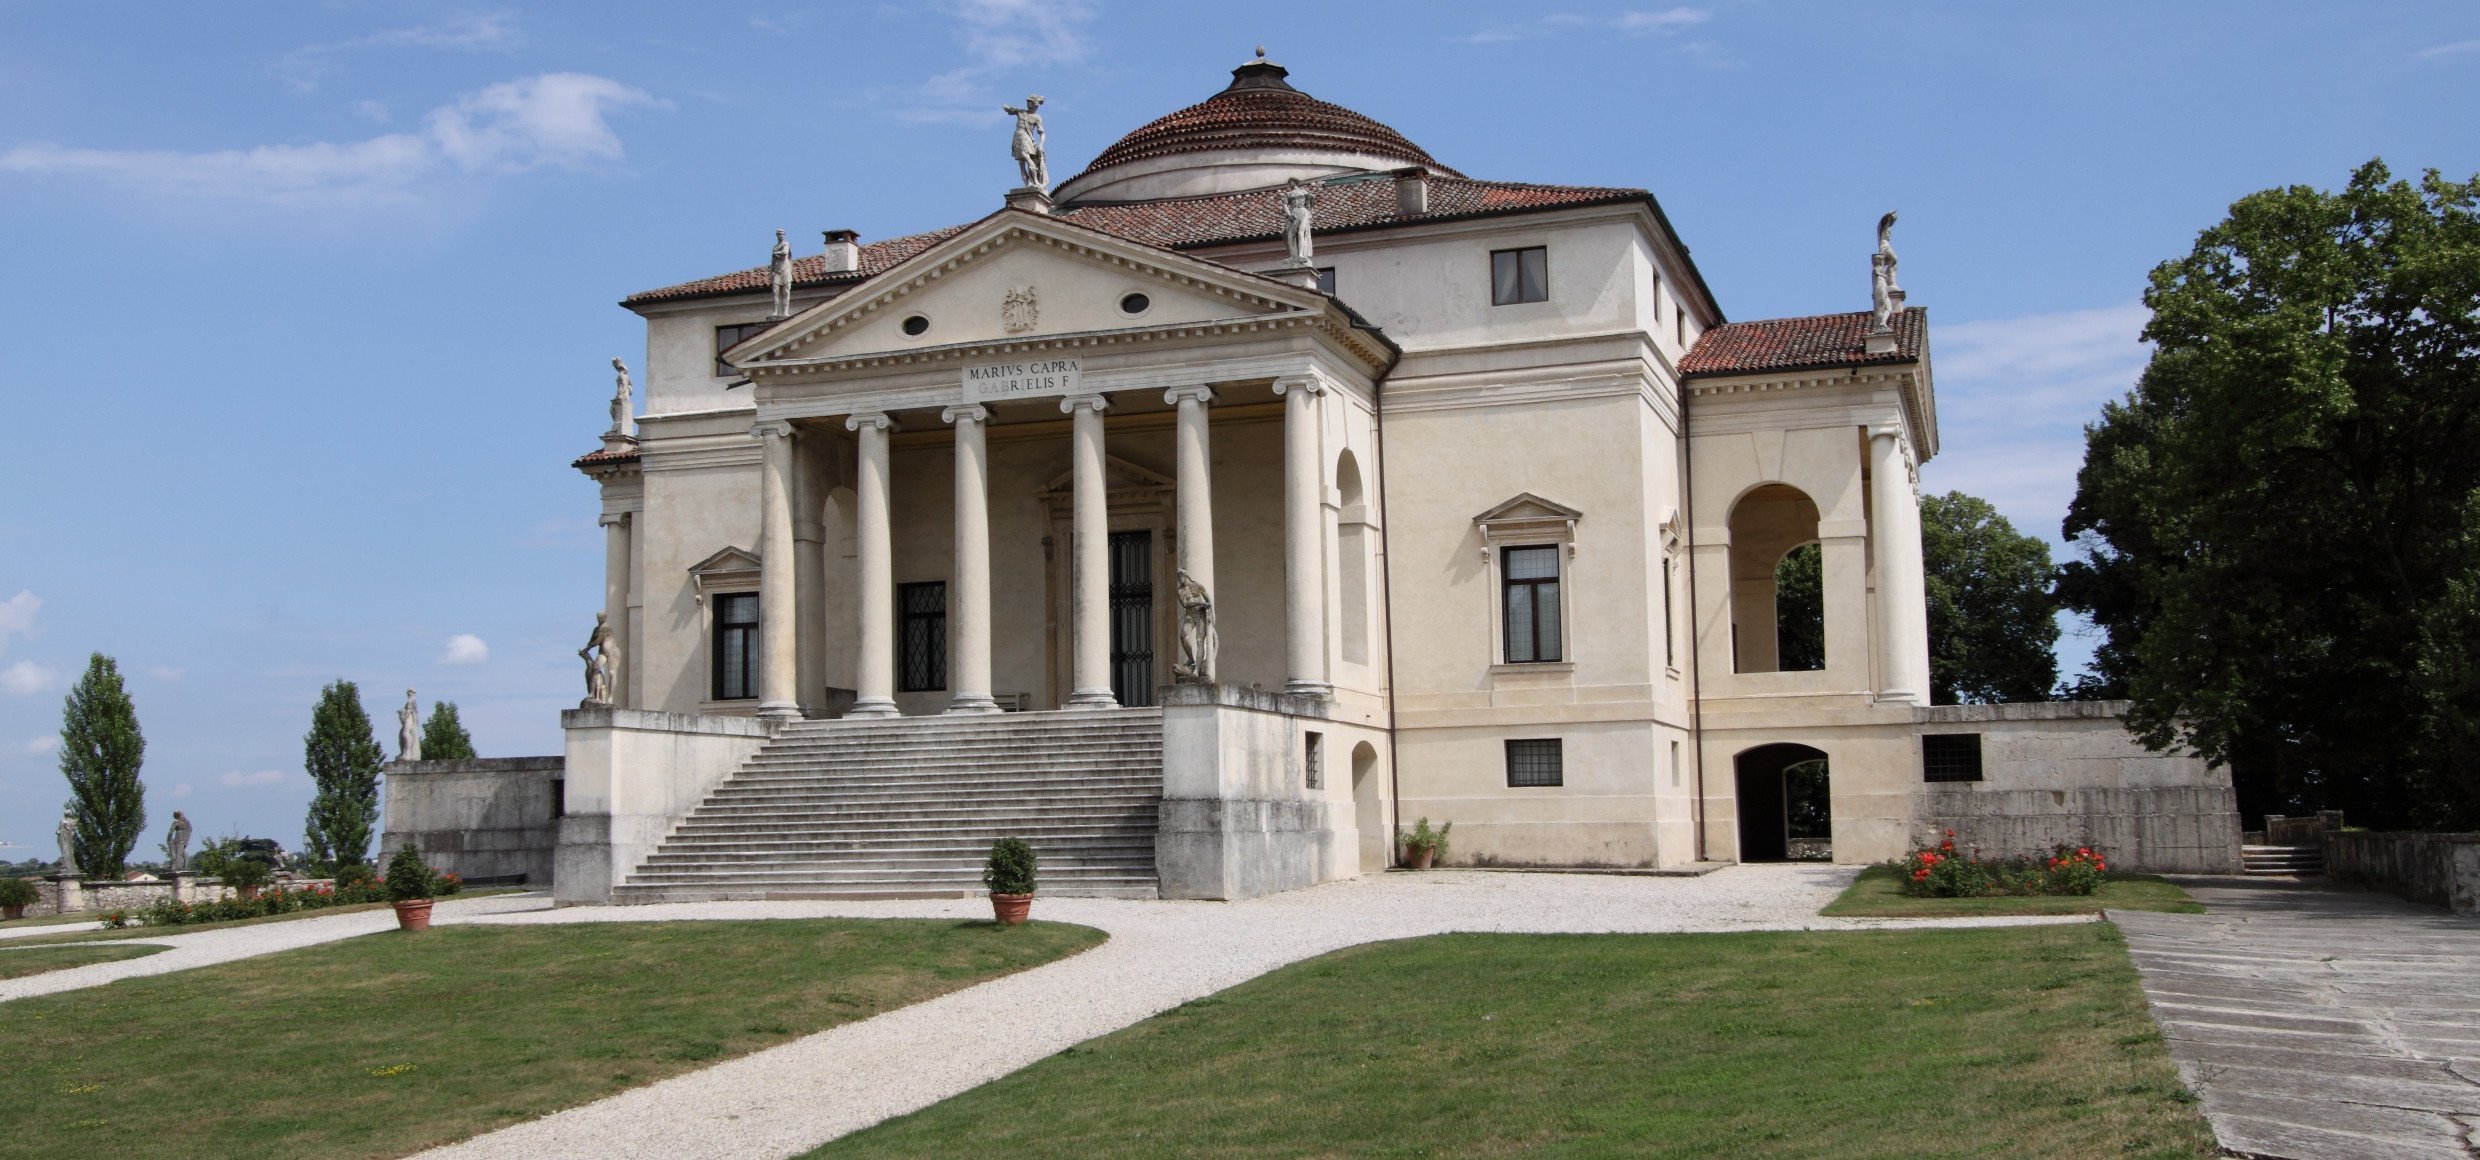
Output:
(0, 919), (102, 941)
(417, 865), (2092, 1160)
(0, 891), (552, 1003)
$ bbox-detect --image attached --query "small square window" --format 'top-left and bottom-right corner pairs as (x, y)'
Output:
(1491, 246), (1548, 305)
(1922, 734), (1984, 783)
(714, 322), (771, 377)
(1506, 738), (1563, 787)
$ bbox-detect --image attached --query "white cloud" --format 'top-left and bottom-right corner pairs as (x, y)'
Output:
(0, 590), (39, 655)
(0, 660), (56, 696)
(440, 633), (490, 665)
(24, 734), (56, 754)
(1459, 8), (1708, 45)
(2415, 39), (2480, 60)
(885, 0), (1095, 125)
(173, 782), (192, 799)
(277, 12), (527, 92)
(221, 769), (286, 787)
(147, 665), (185, 681)
(1, 73), (663, 208)
(1918, 303), (2152, 545)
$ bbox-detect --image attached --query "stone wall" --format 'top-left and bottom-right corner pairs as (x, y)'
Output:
(22, 876), (241, 915)
(1911, 701), (2243, 874)
(2323, 830), (2480, 914)
(380, 756), (564, 886)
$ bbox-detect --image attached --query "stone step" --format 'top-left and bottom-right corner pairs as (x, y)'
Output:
(624, 865), (1155, 886)
(720, 768), (1162, 789)
(2240, 844), (2323, 875)
(612, 882), (1159, 903)
(692, 786), (1160, 808)
(648, 829), (1159, 851)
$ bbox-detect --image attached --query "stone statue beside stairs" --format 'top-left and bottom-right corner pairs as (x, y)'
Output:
(1174, 568), (1217, 684)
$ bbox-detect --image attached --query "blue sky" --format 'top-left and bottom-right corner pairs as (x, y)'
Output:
(2, 2), (2475, 854)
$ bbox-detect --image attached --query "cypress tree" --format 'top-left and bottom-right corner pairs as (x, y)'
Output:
(303, 680), (384, 871)
(59, 653), (146, 878)
(420, 701), (477, 761)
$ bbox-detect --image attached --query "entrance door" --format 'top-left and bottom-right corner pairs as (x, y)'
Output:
(1733, 743), (1830, 862)
(1108, 530), (1155, 706)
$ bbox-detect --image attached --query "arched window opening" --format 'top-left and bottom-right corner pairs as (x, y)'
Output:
(1350, 741), (1385, 873)
(1727, 484), (1825, 673)
(1336, 451), (1371, 666)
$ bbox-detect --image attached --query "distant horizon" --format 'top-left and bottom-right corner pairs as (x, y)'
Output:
(3, 2), (2474, 847)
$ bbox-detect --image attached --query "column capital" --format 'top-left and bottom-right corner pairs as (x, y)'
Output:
(1164, 385), (1217, 407)
(1059, 393), (1110, 415)
(1869, 422), (1906, 444)
(844, 411), (894, 433)
(941, 403), (990, 425)
(750, 419), (794, 440)
(1271, 376), (1327, 399)
(597, 512), (633, 529)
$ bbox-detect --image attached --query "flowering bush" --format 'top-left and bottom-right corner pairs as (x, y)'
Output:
(134, 876), (392, 927)
(1896, 832), (2112, 898)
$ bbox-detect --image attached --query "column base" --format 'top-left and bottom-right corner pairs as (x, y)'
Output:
(756, 701), (805, 722)
(1064, 689), (1121, 710)
(1282, 680), (1334, 699)
(845, 698), (901, 719)
(945, 694), (1005, 715)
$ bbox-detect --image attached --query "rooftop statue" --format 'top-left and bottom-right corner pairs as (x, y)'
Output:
(1281, 177), (1316, 267)
(398, 688), (422, 763)
(1870, 210), (1902, 334)
(163, 810), (192, 874)
(608, 357), (634, 438)
(768, 229), (793, 320)
(1005, 94), (1048, 191)
(581, 612), (616, 708)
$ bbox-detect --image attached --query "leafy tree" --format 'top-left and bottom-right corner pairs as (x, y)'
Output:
(303, 680), (384, 871)
(2058, 160), (2480, 828)
(58, 653), (146, 878)
(420, 701), (477, 761)
(1921, 492), (2060, 704)
(1774, 543), (1825, 670)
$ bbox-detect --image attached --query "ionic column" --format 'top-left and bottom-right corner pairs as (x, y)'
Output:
(751, 421), (802, 721)
(1062, 394), (1118, 709)
(1167, 386), (1217, 682)
(1274, 376), (1331, 698)
(1870, 426), (1930, 705)
(599, 512), (632, 709)
(943, 405), (1000, 713)
(846, 412), (900, 718)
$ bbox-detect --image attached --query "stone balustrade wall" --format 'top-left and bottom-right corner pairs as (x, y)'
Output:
(18, 876), (248, 916)
(2322, 830), (2480, 915)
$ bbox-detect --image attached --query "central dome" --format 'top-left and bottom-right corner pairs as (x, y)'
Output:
(1054, 53), (1462, 205)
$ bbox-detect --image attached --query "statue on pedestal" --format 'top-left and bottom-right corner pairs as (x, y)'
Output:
(1005, 95), (1048, 191)
(581, 612), (616, 707)
(55, 813), (78, 877)
(1280, 178), (1317, 267)
(1870, 210), (1902, 334)
(397, 689), (421, 763)
(768, 229), (794, 320)
(1173, 569), (1218, 684)
(608, 357), (635, 439)
(163, 810), (192, 874)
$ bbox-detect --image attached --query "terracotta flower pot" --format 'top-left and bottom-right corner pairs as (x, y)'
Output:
(1405, 847), (1436, 870)
(393, 899), (434, 932)
(989, 892), (1033, 926)
(2, 904), (23, 921)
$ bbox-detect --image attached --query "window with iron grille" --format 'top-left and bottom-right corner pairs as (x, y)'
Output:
(1491, 246), (1548, 305)
(1506, 738), (1563, 787)
(714, 322), (770, 376)
(711, 592), (759, 700)
(1922, 733), (1984, 782)
(1502, 544), (1563, 663)
(1305, 732), (1324, 790)
(898, 581), (947, 692)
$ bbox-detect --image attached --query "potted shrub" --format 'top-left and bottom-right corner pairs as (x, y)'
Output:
(385, 843), (436, 932)
(984, 837), (1037, 925)
(1400, 818), (1452, 870)
(221, 856), (273, 900)
(0, 877), (36, 921)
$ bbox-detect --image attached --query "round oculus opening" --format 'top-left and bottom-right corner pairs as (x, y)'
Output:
(900, 314), (930, 336)
(1118, 292), (1151, 315)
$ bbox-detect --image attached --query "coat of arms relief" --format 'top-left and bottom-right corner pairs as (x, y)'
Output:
(1002, 285), (1038, 333)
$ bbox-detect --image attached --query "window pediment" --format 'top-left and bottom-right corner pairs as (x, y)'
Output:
(1474, 493), (1581, 560)
(689, 546), (762, 595)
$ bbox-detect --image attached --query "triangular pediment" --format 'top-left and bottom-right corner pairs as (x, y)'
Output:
(1474, 493), (1583, 525)
(688, 545), (762, 579)
(724, 209), (1325, 372)
(1038, 454), (1177, 498)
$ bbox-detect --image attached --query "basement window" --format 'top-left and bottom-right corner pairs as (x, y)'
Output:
(1922, 734), (1984, 783)
(1506, 738), (1564, 788)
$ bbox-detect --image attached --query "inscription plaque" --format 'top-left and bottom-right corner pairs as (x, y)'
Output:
(962, 357), (1081, 403)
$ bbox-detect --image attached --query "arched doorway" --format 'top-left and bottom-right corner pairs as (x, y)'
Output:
(1734, 743), (1830, 862)
(1351, 741), (1386, 872)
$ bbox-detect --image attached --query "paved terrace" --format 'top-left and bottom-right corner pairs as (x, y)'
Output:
(2117, 879), (2480, 1160)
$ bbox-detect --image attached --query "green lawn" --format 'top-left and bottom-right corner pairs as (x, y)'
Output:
(0, 918), (1103, 1159)
(1820, 865), (2206, 918)
(816, 924), (2211, 1159)
(2, 888), (528, 947)
(0, 943), (165, 979)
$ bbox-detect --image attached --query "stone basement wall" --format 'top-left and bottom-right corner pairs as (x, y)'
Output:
(1911, 701), (2243, 874)
(25, 877), (241, 915)
(2323, 830), (2480, 915)
(380, 756), (564, 886)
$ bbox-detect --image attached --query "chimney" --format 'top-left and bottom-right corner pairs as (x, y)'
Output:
(1392, 166), (1429, 216)
(821, 229), (860, 273)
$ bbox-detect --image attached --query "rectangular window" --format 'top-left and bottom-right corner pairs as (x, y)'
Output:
(1305, 732), (1324, 790)
(1506, 738), (1564, 787)
(550, 778), (565, 819)
(1490, 246), (1548, 305)
(1922, 734), (1984, 783)
(1501, 545), (1563, 663)
(714, 322), (770, 377)
(1669, 740), (1681, 788)
(712, 593), (760, 700)
(1314, 266), (1336, 295)
(1662, 556), (1675, 667)
(898, 581), (948, 693)
(1676, 309), (1687, 349)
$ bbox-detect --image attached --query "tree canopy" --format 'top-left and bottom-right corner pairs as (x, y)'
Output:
(59, 653), (145, 878)
(303, 680), (384, 870)
(1921, 492), (2060, 705)
(2058, 160), (2480, 828)
(420, 701), (477, 761)
(1774, 543), (1825, 671)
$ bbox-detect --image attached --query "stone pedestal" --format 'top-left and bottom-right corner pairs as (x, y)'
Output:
(50, 874), (81, 915)
(169, 871), (198, 903)
(1004, 186), (1053, 215)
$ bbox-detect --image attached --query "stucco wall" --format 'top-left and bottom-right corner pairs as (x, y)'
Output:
(380, 756), (564, 885)
(554, 707), (771, 905)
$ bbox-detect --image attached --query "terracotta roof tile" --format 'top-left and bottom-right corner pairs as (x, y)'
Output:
(1679, 307), (1926, 378)
(1072, 85), (1456, 184)
(623, 225), (971, 306)
(572, 445), (642, 470)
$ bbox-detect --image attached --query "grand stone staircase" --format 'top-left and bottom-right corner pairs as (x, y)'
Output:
(613, 709), (1164, 903)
